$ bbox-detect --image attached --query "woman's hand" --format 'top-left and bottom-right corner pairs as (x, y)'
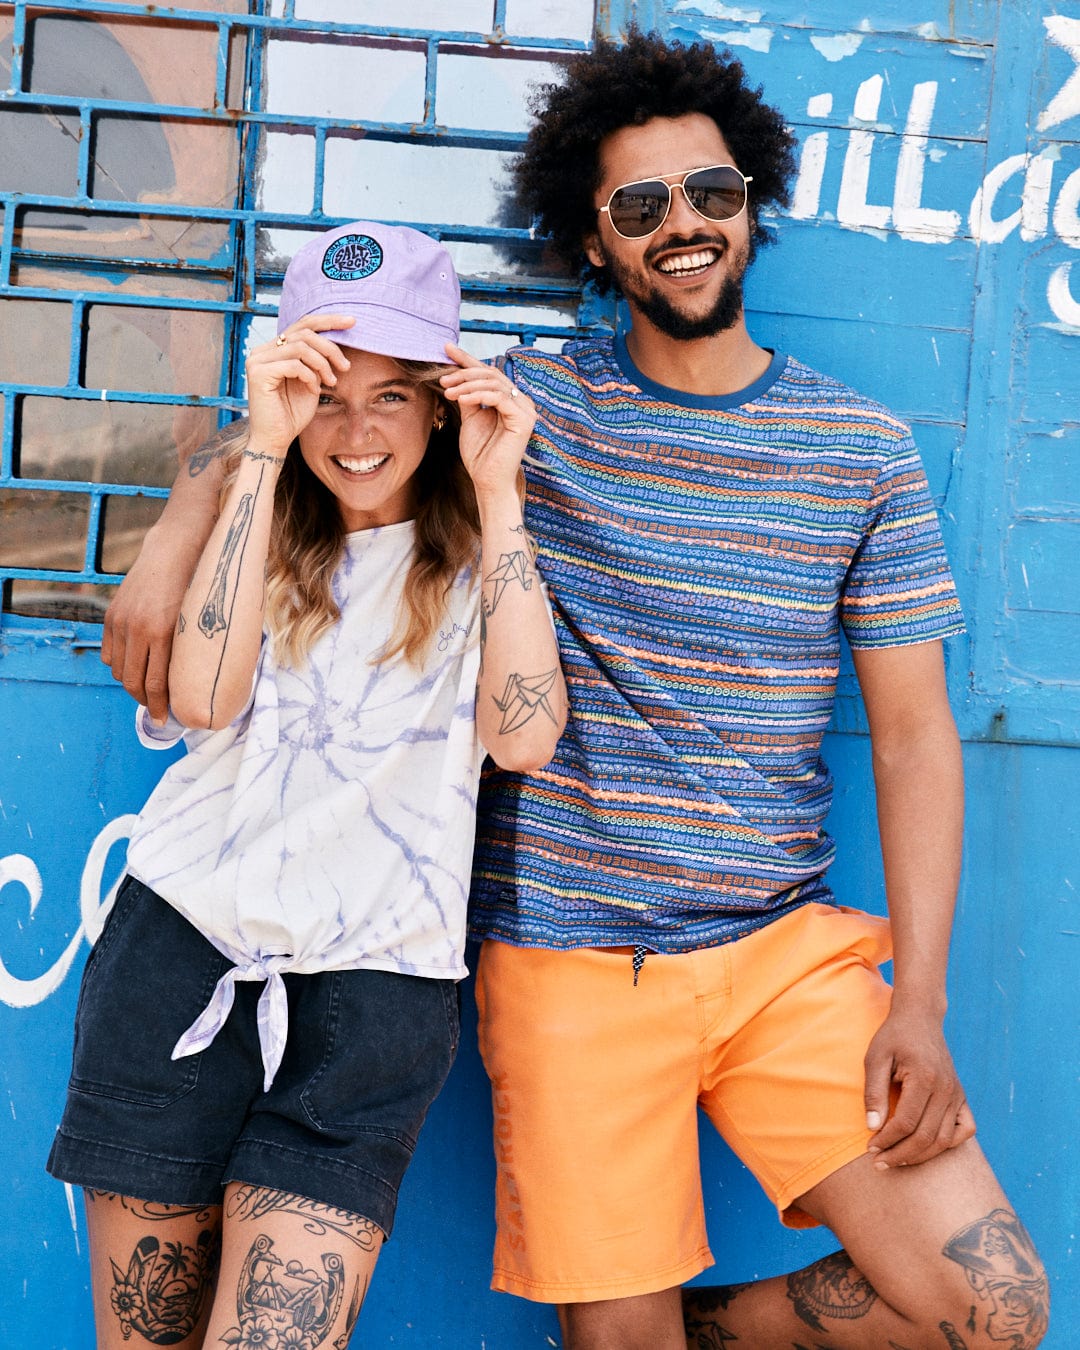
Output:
(245, 315), (355, 456)
(439, 343), (536, 503)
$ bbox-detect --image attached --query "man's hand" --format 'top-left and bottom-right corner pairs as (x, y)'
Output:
(101, 525), (195, 723)
(864, 1004), (976, 1169)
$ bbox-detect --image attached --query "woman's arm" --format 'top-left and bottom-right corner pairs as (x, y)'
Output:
(441, 345), (567, 771)
(101, 423), (234, 722)
(168, 318), (353, 729)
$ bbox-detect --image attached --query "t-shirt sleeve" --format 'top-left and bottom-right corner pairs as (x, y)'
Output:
(840, 432), (965, 649)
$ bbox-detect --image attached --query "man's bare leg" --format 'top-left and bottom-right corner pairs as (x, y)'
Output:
(682, 1140), (1048, 1350)
(559, 1142), (1047, 1350)
(559, 1288), (685, 1350)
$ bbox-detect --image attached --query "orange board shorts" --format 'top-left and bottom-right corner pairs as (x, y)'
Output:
(475, 902), (893, 1304)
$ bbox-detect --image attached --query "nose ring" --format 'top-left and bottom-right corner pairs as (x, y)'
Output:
(366, 431), (373, 444)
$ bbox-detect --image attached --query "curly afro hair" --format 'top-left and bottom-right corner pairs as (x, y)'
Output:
(514, 28), (797, 293)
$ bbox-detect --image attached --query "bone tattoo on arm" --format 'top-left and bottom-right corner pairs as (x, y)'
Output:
(198, 491), (254, 638)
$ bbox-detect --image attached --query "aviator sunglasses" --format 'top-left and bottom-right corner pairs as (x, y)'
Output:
(598, 163), (753, 240)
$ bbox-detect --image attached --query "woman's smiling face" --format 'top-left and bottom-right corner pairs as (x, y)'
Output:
(298, 348), (441, 531)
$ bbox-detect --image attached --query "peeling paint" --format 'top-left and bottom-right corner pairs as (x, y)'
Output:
(810, 33), (864, 62)
(671, 0), (764, 18)
(713, 25), (772, 52)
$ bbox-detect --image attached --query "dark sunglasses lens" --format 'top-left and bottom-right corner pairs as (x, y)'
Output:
(607, 180), (670, 238)
(684, 166), (747, 221)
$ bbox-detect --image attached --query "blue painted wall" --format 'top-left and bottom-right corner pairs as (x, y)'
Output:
(1, 1), (1077, 1345)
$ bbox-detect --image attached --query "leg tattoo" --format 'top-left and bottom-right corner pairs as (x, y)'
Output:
(682, 1285), (746, 1348)
(106, 1229), (219, 1344)
(786, 1251), (878, 1332)
(221, 1233), (346, 1349)
(226, 1187), (382, 1254)
(942, 1209), (1049, 1348)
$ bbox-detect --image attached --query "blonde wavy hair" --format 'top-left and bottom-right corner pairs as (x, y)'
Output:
(218, 360), (479, 668)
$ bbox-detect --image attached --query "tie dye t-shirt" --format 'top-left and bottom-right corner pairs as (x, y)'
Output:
(469, 336), (965, 952)
(126, 521), (482, 1087)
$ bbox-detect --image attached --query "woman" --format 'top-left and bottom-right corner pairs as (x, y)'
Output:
(47, 221), (566, 1349)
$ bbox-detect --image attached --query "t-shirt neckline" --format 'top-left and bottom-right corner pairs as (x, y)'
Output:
(612, 332), (788, 411)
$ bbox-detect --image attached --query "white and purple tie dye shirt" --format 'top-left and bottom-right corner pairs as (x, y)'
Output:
(126, 521), (482, 1089)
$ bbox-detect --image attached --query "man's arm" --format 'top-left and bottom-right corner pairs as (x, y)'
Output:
(851, 638), (976, 1168)
(101, 420), (245, 721)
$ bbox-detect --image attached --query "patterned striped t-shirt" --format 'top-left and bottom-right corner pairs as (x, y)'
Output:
(469, 335), (965, 951)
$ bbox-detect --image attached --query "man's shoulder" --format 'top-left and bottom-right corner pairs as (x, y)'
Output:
(503, 335), (615, 390)
(777, 355), (913, 445)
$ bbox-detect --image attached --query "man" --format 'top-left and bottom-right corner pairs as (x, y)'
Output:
(104, 30), (1047, 1350)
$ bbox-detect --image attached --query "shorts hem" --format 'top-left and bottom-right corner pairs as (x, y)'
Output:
(490, 1246), (714, 1304)
(775, 1129), (872, 1229)
(46, 1129), (225, 1207)
(226, 1139), (399, 1238)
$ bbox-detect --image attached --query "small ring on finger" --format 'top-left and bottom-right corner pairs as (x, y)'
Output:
(275, 334), (287, 347)
(509, 386), (518, 399)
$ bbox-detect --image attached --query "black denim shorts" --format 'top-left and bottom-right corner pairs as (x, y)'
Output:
(46, 876), (460, 1235)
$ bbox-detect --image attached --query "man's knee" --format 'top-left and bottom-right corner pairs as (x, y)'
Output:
(920, 1207), (1049, 1350)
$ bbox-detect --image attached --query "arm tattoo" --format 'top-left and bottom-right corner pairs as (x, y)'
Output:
(187, 418), (249, 479)
(222, 1233), (347, 1349)
(786, 1251), (878, 1331)
(483, 549), (535, 614)
(493, 668), (559, 733)
(199, 491), (254, 638)
(106, 1228), (220, 1344)
(226, 1185), (382, 1253)
(942, 1209), (1048, 1349)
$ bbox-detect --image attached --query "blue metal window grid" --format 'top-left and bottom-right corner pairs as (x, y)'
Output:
(0, 0), (604, 636)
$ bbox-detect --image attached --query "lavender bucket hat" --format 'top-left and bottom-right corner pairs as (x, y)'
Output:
(276, 221), (460, 362)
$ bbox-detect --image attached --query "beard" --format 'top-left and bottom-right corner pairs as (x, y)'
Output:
(601, 235), (749, 340)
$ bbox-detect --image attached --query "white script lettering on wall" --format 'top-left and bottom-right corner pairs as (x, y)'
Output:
(0, 815), (135, 1008)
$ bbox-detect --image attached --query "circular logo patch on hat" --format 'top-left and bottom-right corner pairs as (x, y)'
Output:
(322, 233), (383, 281)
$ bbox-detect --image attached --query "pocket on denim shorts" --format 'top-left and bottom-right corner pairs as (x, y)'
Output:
(70, 876), (228, 1108)
(301, 971), (460, 1144)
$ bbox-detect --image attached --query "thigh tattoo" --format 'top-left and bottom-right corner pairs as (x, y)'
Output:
(220, 1233), (356, 1350)
(942, 1209), (1049, 1349)
(225, 1186), (382, 1253)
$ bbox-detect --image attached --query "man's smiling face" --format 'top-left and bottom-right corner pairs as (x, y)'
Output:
(585, 112), (752, 342)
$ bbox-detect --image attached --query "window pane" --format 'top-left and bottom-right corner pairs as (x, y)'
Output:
(18, 397), (218, 488)
(85, 306), (226, 399)
(0, 489), (88, 570)
(99, 493), (166, 574)
(93, 116), (240, 210)
(12, 257), (232, 304)
(0, 300), (71, 387)
(265, 35), (426, 122)
(0, 107), (82, 196)
(6, 579), (115, 623)
(27, 14), (220, 110)
(15, 209), (235, 266)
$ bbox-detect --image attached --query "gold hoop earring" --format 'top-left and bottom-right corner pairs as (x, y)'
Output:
(433, 413), (447, 432)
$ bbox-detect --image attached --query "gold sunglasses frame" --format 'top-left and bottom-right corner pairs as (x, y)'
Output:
(597, 163), (754, 240)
